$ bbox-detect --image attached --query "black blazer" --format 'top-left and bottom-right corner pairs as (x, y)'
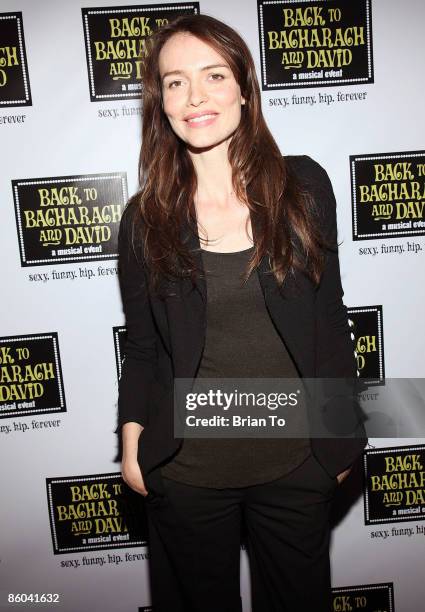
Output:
(116, 155), (367, 479)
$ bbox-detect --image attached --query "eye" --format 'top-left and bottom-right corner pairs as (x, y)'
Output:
(167, 80), (182, 89)
(209, 73), (225, 81)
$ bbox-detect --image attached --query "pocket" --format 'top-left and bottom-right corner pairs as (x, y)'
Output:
(143, 487), (162, 508)
(143, 468), (166, 504)
(143, 489), (154, 501)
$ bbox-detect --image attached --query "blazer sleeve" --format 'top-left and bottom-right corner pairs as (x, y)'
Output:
(294, 156), (368, 473)
(114, 201), (158, 433)
(301, 156), (359, 379)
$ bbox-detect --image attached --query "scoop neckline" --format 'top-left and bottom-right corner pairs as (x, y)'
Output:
(201, 245), (255, 255)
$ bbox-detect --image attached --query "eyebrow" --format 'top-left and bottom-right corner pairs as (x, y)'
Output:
(161, 63), (230, 82)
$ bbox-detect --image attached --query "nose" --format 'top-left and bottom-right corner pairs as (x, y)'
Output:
(187, 77), (207, 107)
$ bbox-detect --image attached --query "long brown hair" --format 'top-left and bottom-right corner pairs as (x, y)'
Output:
(130, 13), (329, 296)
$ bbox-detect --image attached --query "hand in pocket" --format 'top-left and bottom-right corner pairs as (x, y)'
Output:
(121, 456), (149, 497)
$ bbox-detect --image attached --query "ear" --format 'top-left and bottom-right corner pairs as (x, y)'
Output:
(241, 96), (246, 106)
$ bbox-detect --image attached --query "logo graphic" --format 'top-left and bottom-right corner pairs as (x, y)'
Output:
(46, 472), (149, 554)
(257, 0), (373, 90)
(82, 3), (199, 102)
(351, 150), (425, 240)
(13, 173), (127, 266)
(113, 326), (127, 380)
(0, 12), (32, 107)
(332, 583), (394, 612)
(364, 444), (425, 524)
(347, 306), (384, 383)
(0, 333), (65, 419)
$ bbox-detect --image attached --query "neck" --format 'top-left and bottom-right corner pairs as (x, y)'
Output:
(188, 140), (234, 206)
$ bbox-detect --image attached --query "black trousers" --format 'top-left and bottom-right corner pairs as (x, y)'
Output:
(144, 452), (338, 612)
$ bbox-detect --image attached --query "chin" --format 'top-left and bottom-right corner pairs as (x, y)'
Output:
(183, 132), (236, 152)
(186, 138), (221, 150)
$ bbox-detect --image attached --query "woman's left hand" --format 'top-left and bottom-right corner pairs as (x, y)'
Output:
(336, 466), (352, 485)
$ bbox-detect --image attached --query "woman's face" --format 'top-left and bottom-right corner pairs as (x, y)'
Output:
(158, 32), (245, 151)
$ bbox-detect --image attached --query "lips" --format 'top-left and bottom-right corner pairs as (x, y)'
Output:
(184, 111), (218, 123)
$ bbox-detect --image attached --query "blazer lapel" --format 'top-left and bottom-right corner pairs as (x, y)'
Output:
(162, 221), (205, 380)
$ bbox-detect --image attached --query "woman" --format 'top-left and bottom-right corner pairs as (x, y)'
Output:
(116, 13), (366, 612)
